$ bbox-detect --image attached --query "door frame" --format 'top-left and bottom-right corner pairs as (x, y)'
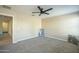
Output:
(0, 13), (13, 44)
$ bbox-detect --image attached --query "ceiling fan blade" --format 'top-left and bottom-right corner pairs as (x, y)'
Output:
(37, 6), (43, 12)
(44, 13), (49, 15)
(44, 8), (53, 12)
(38, 6), (41, 10)
(37, 6), (41, 9)
(32, 12), (40, 13)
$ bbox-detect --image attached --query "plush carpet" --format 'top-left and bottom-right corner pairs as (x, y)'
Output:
(0, 37), (78, 53)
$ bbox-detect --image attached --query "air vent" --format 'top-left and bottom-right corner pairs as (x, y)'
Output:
(2, 5), (11, 10)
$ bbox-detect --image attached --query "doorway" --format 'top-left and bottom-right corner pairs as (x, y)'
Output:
(0, 15), (13, 46)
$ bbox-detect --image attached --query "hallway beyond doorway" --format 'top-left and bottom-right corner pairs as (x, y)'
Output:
(0, 33), (12, 46)
(0, 15), (13, 46)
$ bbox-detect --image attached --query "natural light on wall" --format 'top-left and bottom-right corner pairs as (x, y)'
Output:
(60, 17), (79, 35)
(2, 22), (8, 32)
(42, 11), (79, 41)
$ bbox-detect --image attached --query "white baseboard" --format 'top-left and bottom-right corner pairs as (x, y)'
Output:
(13, 34), (38, 43)
(45, 33), (67, 42)
(46, 36), (67, 41)
(13, 33), (68, 43)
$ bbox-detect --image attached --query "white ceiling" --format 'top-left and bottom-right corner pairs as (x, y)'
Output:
(1, 5), (79, 19)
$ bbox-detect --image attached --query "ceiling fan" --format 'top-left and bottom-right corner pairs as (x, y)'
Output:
(32, 6), (53, 16)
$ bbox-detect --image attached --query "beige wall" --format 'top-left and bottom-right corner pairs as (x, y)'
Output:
(1, 6), (78, 42)
(13, 15), (41, 43)
(2, 21), (8, 32)
(8, 20), (12, 36)
(0, 7), (41, 43)
(42, 12), (79, 41)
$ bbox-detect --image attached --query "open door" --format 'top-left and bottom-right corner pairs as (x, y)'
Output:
(0, 15), (13, 46)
